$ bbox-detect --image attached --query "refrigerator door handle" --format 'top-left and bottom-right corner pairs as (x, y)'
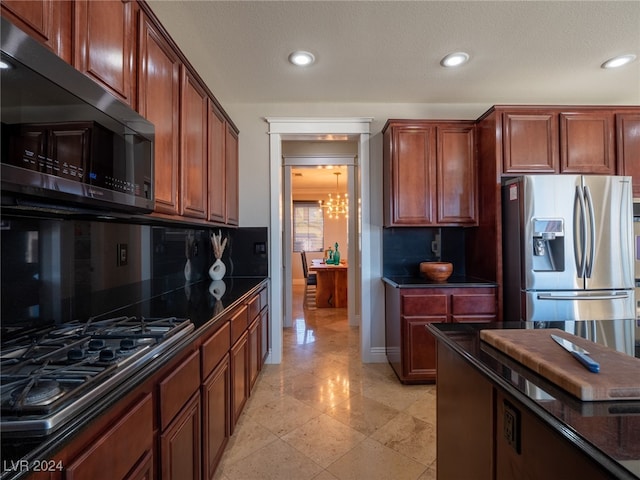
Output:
(574, 185), (587, 277)
(537, 293), (630, 301)
(584, 185), (596, 278)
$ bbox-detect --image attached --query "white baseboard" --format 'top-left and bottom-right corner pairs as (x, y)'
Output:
(367, 347), (388, 363)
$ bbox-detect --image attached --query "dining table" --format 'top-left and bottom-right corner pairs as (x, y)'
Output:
(309, 259), (348, 308)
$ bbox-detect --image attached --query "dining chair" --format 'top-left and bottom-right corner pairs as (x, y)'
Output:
(300, 251), (317, 307)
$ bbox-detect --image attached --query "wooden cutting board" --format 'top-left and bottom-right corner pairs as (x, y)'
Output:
(480, 328), (640, 401)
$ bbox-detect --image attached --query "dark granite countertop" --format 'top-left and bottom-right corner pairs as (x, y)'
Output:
(428, 320), (640, 480)
(0, 276), (268, 480)
(382, 275), (497, 288)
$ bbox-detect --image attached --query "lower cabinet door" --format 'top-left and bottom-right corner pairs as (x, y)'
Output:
(230, 332), (249, 433)
(65, 393), (154, 480)
(248, 317), (260, 392)
(202, 356), (230, 480)
(125, 450), (154, 480)
(160, 392), (201, 480)
(403, 316), (445, 382)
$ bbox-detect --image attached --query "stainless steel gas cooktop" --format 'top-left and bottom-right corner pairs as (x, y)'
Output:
(0, 316), (193, 435)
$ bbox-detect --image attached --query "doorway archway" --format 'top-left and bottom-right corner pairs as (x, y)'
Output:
(266, 117), (372, 364)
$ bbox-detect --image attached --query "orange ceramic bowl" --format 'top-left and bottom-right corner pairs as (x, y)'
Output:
(420, 262), (453, 282)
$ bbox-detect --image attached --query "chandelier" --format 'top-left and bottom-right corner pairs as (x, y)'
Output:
(319, 172), (348, 219)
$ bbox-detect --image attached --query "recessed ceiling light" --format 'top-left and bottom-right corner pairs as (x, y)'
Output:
(601, 54), (636, 69)
(288, 51), (315, 67)
(440, 52), (470, 68)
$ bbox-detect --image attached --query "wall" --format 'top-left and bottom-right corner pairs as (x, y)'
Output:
(227, 101), (492, 361)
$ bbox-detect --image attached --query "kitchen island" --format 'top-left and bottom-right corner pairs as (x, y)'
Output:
(429, 320), (640, 480)
(0, 275), (269, 480)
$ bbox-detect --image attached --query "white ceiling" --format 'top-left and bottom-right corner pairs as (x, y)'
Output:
(291, 165), (350, 194)
(147, 0), (640, 106)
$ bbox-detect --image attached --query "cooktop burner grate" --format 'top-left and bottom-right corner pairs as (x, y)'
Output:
(0, 315), (193, 434)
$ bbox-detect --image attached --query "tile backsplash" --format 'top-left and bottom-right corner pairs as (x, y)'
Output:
(383, 227), (466, 277)
(1, 214), (267, 327)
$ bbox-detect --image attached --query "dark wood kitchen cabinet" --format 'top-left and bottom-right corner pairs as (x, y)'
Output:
(158, 350), (201, 480)
(207, 101), (240, 225)
(65, 393), (154, 480)
(180, 66), (209, 220)
(385, 285), (497, 383)
(230, 331), (249, 433)
(437, 125), (477, 224)
(200, 321), (231, 480)
(382, 120), (476, 227)
(559, 111), (615, 174)
(138, 10), (180, 215)
(202, 356), (230, 480)
(2, 0), (135, 103)
(161, 392), (201, 480)
(1, 0), (72, 62)
(229, 304), (249, 433)
(73, 0), (137, 106)
(248, 286), (270, 389)
(502, 110), (559, 173)
(225, 124), (240, 226)
(617, 112), (640, 197)
(208, 102), (227, 223)
(248, 315), (261, 392)
(500, 107), (616, 175)
(3, 0), (241, 227)
(17, 281), (269, 480)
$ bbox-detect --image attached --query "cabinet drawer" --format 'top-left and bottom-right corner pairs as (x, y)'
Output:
(65, 393), (153, 480)
(159, 350), (200, 430)
(230, 305), (249, 345)
(452, 294), (497, 315)
(247, 293), (260, 321)
(402, 294), (448, 316)
(201, 321), (230, 379)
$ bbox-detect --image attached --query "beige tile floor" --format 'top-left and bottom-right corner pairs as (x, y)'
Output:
(214, 285), (437, 480)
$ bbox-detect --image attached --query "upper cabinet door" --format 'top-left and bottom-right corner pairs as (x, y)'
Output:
(180, 66), (209, 219)
(74, 0), (135, 106)
(617, 113), (640, 198)
(138, 13), (180, 215)
(437, 125), (477, 225)
(208, 102), (227, 223)
(225, 125), (240, 226)
(1, 0), (72, 63)
(385, 125), (436, 226)
(559, 111), (615, 174)
(502, 111), (559, 173)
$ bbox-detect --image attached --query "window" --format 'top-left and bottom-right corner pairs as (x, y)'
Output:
(293, 201), (323, 252)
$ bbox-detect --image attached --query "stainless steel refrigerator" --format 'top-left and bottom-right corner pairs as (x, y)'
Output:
(502, 175), (635, 323)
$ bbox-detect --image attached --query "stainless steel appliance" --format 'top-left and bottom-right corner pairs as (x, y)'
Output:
(502, 175), (635, 322)
(1, 316), (193, 435)
(1, 18), (154, 214)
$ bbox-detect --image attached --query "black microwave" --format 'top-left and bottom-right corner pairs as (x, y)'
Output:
(1, 18), (154, 214)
